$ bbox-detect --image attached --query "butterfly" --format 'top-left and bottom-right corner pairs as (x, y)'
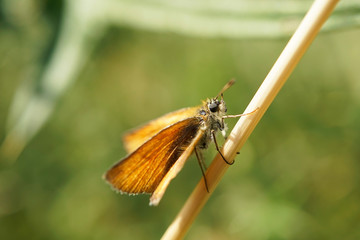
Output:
(104, 80), (255, 206)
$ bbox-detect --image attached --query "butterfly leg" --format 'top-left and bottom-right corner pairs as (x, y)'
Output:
(194, 147), (209, 193)
(211, 129), (235, 165)
(222, 107), (259, 119)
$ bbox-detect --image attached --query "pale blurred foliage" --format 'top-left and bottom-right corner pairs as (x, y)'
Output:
(1, 0), (360, 240)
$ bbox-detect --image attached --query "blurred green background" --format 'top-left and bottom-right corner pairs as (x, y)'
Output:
(1, 0), (360, 239)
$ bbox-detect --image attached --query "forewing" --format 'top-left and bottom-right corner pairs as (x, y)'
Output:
(105, 117), (203, 195)
(123, 106), (200, 153)
(149, 128), (204, 206)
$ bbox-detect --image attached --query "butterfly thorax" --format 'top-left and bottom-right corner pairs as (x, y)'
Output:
(197, 98), (227, 149)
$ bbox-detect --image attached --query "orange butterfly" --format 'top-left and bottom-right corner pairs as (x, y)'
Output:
(104, 80), (255, 206)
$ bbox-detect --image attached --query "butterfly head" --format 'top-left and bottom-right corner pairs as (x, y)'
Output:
(207, 97), (227, 116)
(207, 78), (235, 116)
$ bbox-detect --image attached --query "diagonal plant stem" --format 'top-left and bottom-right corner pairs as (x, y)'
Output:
(161, 0), (340, 239)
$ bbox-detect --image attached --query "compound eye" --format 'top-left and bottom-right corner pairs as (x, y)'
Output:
(209, 102), (219, 112)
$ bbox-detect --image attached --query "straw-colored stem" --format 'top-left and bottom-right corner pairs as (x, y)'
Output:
(161, 0), (339, 239)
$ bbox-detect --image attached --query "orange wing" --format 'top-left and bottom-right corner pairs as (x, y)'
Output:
(123, 106), (200, 153)
(105, 117), (204, 205)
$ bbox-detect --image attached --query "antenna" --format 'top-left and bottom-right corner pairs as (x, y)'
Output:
(216, 79), (235, 98)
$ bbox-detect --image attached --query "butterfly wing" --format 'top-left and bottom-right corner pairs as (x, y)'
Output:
(105, 117), (204, 205)
(123, 106), (200, 153)
(149, 127), (204, 206)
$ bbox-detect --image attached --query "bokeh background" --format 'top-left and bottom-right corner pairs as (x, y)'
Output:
(1, 0), (360, 239)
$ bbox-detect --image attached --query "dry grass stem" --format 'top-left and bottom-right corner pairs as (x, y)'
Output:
(161, 0), (340, 239)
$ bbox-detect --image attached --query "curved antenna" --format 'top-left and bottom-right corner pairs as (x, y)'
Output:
(216, 79), (236, 99)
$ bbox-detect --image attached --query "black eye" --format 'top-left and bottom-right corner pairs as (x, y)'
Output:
(209, 102), (219, 112)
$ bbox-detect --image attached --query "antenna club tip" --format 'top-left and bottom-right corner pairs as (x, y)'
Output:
(216, 79), (237, 98)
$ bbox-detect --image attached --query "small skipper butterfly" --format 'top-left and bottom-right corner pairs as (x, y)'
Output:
(104, 80), (256, 206)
